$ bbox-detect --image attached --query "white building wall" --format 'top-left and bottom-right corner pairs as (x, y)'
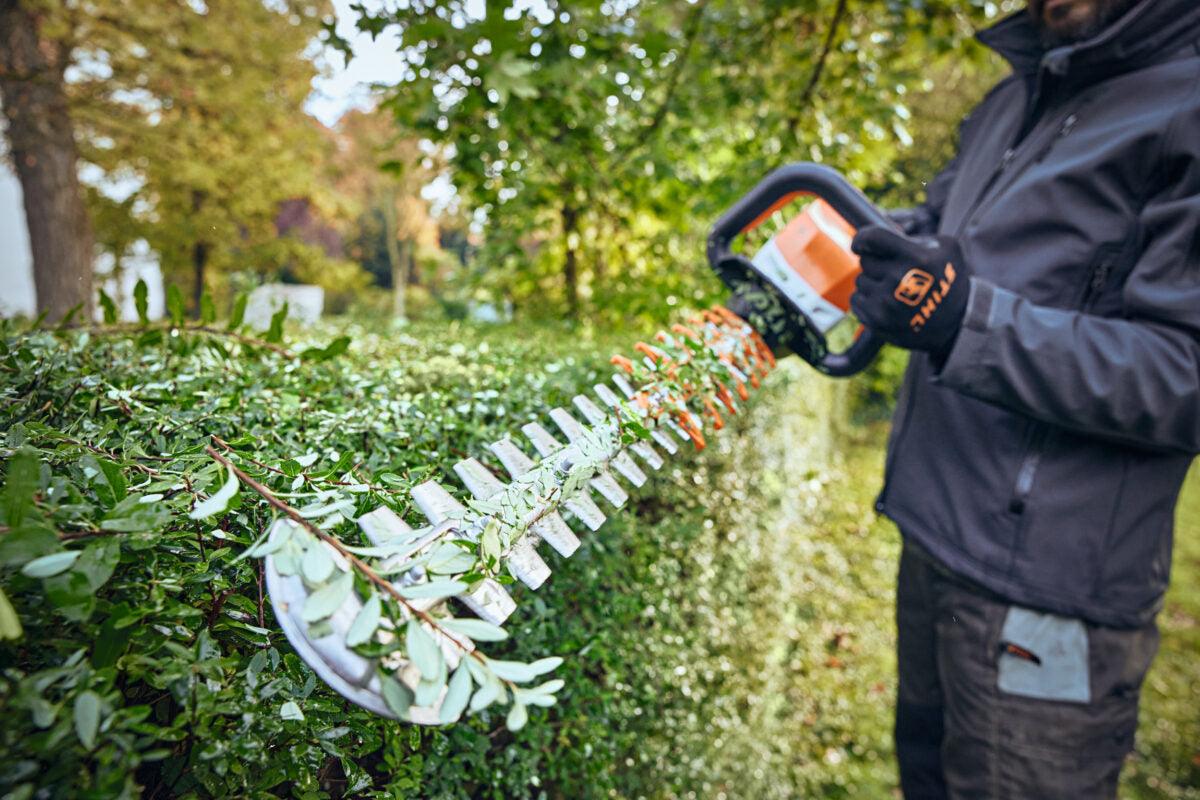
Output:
(0, 166), (36, 317)
(0, 163), (163, 321)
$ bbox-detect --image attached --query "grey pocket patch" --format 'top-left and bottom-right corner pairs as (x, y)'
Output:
(996, 606), (1090, 704)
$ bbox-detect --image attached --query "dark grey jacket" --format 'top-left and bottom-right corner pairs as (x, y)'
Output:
(879, 0), (1200, 628)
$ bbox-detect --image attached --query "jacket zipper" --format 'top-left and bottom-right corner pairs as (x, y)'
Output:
(1007, 250), (1114, 514)
(954, 109), (1081, 238)
(879, 111), (1079, 515)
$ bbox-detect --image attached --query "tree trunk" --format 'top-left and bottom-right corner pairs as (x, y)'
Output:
(0, 0), (94, 322)
(561, 204), (579, 317)
(380, 192), (406, 319)
(191, 241), (209, 318)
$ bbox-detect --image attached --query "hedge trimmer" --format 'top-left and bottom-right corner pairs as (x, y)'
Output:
(220, 164), (889, 728)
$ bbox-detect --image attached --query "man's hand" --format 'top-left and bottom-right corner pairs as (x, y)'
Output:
(849, 225), (971, 356)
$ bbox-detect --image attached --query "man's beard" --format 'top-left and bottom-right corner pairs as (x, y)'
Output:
(1029, 0), (1143, 47)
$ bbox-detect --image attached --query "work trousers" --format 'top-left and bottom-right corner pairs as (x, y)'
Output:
(894, 541), (1160, 799)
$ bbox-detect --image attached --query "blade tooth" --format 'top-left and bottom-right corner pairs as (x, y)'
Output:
(574, 393), (658, 474)
(522, 422), (564, 458)
(357, 506), (416, 546)
(410, 480), (465, 526)
(531, 512), (580, 557)
(590, 472), (629, 508)
(630, 440), (665, 470)
(457, 578), (517, 625)
(507, 538), (552, 589)
(572, 394), (608, 426)
(612, 373), (636, 399)
(486, 440), (582, 552)
(549, 406), (646, 486)
(376, 519), (453, 574)
(592, 382), (622, 409)
(650, 428), (679, 455)
(488, 438), (537, 478)
(610, 450), (648, 486)
(532, 414), (625, 508)
(565, 494), (606, 531)
(595, 381), (678, 455)
(453, 458), (506, 500)
(548, 407), (587, 442)
(666, 419), (692, 442)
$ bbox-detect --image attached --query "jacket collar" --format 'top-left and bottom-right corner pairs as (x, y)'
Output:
(979, 0), (1200, 80)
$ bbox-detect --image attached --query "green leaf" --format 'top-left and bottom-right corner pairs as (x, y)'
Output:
(74, 690), (101, 750)
(527, 656), (563, 676)
(485, 659), (540, 683)
(0, 586), (23, 640)
(200, 292), (216, 324)
(382, 675), (413, 718)
(301, 542), (335, 584)
(21, 550), (81, 578)
(469, 675), (503, 713)
(301, 571), (353, 622)
(398, 579), (468, 600)
(166, 285), (185, 326)
(280, 700), (304, 721)
(438, 663), (472, 724)
(228, 293), (248, 330)
(134, 279), (149, 324)
(405, 619), (442, 680)
(2, 448), (40, 528)
(415, 671), (445, 706)
(505, 699), (528, 732)
(189, 466), (239, 520)
(440, 617), (508, 642)
(92, 612), (131, 667)
(98, 290), (118, 324)
(265, 303), (288, 344)
(301, 335), (352, 363)
(75, 538), (121, 591)
(344, 593), (381, 647)
(426, 542), (476, 575)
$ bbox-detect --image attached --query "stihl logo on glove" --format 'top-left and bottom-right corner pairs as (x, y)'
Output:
(906, 262), (957, 333)
(850, 226), (970, 356)
(893, 269), (934, 306)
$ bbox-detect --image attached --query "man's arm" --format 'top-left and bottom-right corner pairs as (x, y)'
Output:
(933, 147), (1200, 453)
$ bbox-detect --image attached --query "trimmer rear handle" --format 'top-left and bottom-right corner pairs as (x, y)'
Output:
(707, 163), (891, 377)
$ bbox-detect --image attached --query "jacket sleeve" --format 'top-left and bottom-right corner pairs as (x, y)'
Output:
(933, 143), (1200, 454)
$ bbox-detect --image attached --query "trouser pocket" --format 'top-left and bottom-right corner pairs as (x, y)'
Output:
(931, 583), (1157, 799)
(996, 607), (1090, 703)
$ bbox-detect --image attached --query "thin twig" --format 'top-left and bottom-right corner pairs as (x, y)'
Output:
(797, 0), (848, 109)
(204, 442), (487, 667)
(74, 322), (295, 359)
(210, 435), (403, 494)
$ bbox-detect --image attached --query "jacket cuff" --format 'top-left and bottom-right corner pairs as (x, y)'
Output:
(931, 277), (997, 386)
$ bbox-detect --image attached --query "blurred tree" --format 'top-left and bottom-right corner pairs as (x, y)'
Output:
(70, 0), (338, 315)
(356, 0), (1014, 322)
(0, 0), (94, 321)
(329, 109), (439, 319)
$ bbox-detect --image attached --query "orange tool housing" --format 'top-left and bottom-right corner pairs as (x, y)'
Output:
(771, 198), (861, 316)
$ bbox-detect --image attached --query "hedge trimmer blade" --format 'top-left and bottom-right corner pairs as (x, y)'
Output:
(261, 306), (775, 723)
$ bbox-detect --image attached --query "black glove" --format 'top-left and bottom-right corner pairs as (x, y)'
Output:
(849, 225), (970, 356)
(886, 207), (934, 236)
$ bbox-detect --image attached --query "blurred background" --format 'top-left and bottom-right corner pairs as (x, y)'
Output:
(1, 0), (1002, 331)
(3, 2), (1197, 798)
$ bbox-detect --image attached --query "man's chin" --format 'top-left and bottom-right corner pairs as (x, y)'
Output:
(1031, 0), (1141, 47)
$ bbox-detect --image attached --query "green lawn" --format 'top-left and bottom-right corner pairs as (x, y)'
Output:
(1123, 464), (1200, 798)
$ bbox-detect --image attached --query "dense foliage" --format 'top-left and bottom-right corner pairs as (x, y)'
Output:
(2, 313), (1198, 798)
